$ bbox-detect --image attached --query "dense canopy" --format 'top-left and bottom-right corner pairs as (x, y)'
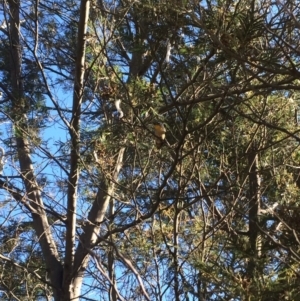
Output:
(1, 0), (300, 300)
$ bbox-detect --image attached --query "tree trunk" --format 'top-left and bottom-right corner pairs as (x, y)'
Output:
(8, 0), (63, 299)
(108, 201), (117, 301)
(65, 147), (125, 301)
(173, 201), (180, 301)
(246, 144), (261, 298)
(62, 0), (90, 299)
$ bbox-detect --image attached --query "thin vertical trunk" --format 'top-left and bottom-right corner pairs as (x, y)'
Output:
(62, 0), (90, 299)
(173, 204), (180, 301)
(152, 218), (163, 301)
(108, 201), (117, 301)
(246, 145), (261, 299)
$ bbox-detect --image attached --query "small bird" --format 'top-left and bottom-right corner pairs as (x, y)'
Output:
(153, 122), (166, 149)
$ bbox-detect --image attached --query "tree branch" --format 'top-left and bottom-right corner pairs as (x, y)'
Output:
(63, 0), (90, 298)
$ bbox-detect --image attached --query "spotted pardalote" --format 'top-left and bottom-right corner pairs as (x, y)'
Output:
(153, 122), (166, 149)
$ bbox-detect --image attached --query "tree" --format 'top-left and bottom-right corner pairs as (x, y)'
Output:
(1, 0), (300, 300)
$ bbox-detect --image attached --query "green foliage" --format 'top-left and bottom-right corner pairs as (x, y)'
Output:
(2, 0), (300, 300)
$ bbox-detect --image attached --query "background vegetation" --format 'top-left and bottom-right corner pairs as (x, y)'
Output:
(0, 0), (300, 300)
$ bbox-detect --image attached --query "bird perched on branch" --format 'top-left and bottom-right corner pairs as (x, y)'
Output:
(153, 122), (166, 149)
